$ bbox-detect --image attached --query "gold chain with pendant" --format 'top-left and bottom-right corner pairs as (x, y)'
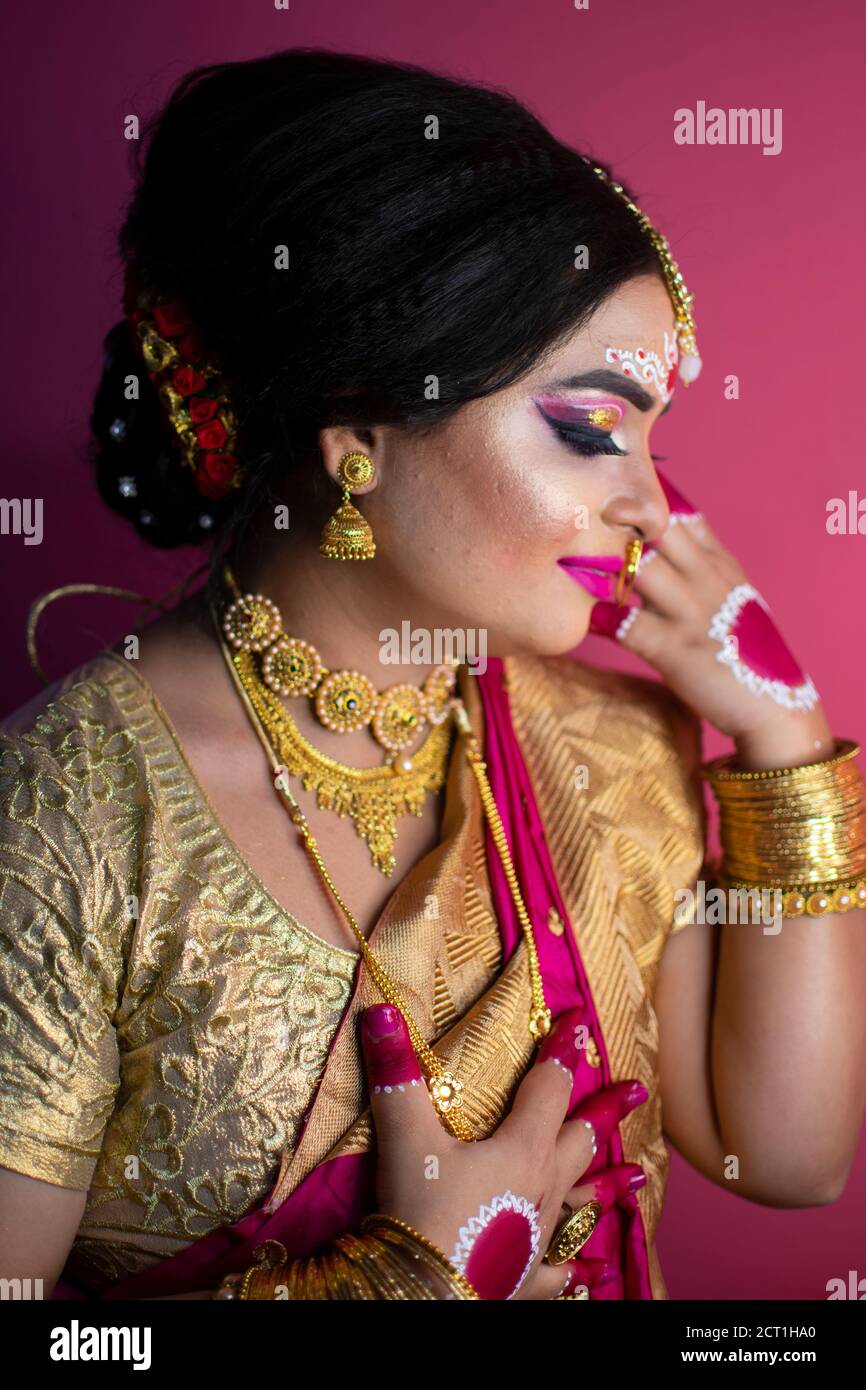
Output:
(209, 593), (551, 1142)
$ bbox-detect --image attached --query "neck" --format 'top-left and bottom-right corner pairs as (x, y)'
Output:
(228, 521), (447, 691)
(213, 518), (470, 771)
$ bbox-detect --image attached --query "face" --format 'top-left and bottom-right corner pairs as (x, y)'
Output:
(349, 273), (677, 658)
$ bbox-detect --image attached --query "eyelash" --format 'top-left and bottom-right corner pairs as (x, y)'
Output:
(548, 422), (626, 459)
(541, 411), (668, 464)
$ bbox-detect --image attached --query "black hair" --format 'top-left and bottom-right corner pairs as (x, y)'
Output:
(91, 48), (661, 593)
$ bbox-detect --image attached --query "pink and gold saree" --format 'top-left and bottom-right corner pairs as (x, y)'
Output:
(25, 650), (705, 1301)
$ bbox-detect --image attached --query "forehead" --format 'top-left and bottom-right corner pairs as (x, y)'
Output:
(549, 274), (675, 369)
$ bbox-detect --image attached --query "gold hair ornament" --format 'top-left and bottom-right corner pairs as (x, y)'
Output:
(585, 158), (702, 384)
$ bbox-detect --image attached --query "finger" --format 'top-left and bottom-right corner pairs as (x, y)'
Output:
(654, 465), (701, 523)
(562, 1162), (647, 1215)
(652, 466), (724, 555)
(630, 545), (693, 617)
(588, 599), (636, 639)
(498, 1006), (592, 1149)
(531, 1167), (645, 1294)
(556, 1080), (649, 1182)
(658, 512), (735, 579)
(525, 1255), (614, 1301)
(612, 606), (676, 666)
(360, 1004), (444, 1144)
(588, 601), (671, 666)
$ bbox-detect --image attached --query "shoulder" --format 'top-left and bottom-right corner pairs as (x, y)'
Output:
(1, 650), (136, 741)
(503, 650), (703, 778)
(0, 652), (152, 900)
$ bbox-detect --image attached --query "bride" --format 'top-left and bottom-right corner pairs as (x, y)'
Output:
(1, 48), (864, 1302)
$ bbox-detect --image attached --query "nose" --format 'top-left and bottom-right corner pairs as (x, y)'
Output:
(600, 463), (671, 548)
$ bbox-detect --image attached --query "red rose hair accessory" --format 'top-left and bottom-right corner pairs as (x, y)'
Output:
(123, 267), (243, 502)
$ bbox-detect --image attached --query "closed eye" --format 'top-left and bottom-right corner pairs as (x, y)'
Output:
(541, 415), (626, 459)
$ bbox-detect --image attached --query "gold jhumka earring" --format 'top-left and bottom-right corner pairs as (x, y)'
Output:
(319, 450), (377, 560)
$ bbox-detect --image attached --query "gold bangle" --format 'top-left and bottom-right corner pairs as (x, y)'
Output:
(236, 1219), (476, 1301)
(702, 739), (861, 783)
(369, 1236), (441, 1300)
(702, 739), (866, 898)
(343, 1233), (409, 1299)
(372, 1229), (454, 1299)
(360, 1213), (479, 1300)
(717, 876), (866, 918)
(331, 1234), (388, 1299)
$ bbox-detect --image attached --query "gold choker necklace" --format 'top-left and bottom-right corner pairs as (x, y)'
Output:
(218, 565), (456, 875)
(221, 563), (459, 759)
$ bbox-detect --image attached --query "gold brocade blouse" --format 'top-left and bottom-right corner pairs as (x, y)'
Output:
(0, 648), (707, 1298)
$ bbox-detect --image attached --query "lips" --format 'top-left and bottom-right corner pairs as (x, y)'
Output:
(558, 554), (623, 601)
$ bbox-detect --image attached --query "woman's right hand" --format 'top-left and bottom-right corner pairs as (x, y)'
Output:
(359, 1002), (649, 1300)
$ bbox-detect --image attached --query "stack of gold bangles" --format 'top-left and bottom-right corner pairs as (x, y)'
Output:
(215, 1202), (602, 1300)
(214, 1216), (479, 1301)
(702, 739), (866, 916)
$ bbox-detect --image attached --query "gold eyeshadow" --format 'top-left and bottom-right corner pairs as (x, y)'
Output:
(583, 405), (620, 430)
(533, 395), (625, 434)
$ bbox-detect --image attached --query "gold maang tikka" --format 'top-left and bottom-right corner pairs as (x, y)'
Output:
(320, 450), (377, 560)
(585, 157), (702, 384)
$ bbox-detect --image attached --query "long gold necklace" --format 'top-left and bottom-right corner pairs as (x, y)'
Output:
(208, 596), (551, 1142)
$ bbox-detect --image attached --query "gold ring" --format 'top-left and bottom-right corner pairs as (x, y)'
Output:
(544, 1200), (602, 1266)
(614, 539), (643, 604)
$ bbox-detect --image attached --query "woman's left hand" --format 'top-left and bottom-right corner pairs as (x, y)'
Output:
(589, 471), (833, 766)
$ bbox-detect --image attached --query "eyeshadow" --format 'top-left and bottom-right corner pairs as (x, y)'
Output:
(534, 396), (625, 430)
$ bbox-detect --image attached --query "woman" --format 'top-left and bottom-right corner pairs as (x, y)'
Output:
(1, 49), (864, 1302)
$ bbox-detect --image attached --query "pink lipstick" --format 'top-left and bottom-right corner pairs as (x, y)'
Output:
(558, 554), (623, 601)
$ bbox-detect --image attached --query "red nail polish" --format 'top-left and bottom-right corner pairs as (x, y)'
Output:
(573, 1080), (649, 1147)
(628, 1170), (647, 1193)
(362, 1004), (401, 1040)
(538, 1007), (586, 1074)
(361, 1005), (423, 1089)
(589, 601), (632, 637)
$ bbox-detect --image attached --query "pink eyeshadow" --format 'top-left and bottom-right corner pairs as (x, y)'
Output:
(534, 396), (624, 429)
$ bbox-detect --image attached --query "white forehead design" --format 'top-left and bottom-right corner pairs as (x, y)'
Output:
(605, 329), (678, 405)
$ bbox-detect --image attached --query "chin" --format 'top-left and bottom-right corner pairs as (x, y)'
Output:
(506, 614), (593, 661)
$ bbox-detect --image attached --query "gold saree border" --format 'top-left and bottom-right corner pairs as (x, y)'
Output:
(503, 653), (707, 1300)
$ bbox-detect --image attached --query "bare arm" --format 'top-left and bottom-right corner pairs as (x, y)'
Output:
(0, 1168), (220, 1300)
(0, 1167), (88, 1295)
(657, 894), (866, 1207)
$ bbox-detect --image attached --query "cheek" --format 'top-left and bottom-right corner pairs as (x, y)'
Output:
(460, 450), (596, 566)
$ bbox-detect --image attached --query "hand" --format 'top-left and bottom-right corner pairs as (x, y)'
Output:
(359, 1002), (648, 1300)
(589, 469), (833, 764)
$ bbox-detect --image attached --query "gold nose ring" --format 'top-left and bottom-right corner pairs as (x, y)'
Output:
(614, 538), (643, 604)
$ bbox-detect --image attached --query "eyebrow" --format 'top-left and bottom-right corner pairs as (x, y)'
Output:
(536, 368), (667, 414)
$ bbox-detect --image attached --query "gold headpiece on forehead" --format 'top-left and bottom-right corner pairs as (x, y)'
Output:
(585, 158), (702, 385)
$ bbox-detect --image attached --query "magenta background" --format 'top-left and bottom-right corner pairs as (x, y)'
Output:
(2, 0), (865, 1300)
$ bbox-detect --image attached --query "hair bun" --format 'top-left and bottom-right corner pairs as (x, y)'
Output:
(91, 320), (226, 547)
